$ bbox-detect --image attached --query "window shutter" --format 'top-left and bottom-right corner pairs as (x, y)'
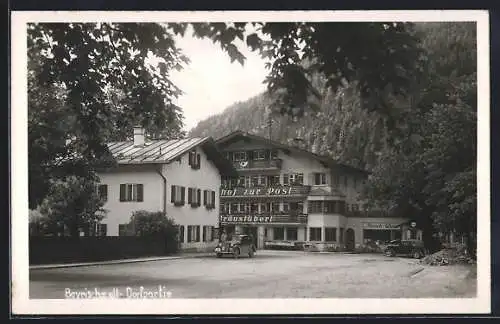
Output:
(119, 184), (126, 201)
(188, 152), (192, 166)
(179, 225), (184, 243)
(203, 190), (208, 206)
(98, 184), (108, 201)
(196, 226), (200, 242)
(203, 226), (207, 242)
(187, 226), (192, 242)
(137, 184), (144, 202)
(181, 187), (185, 204)
(197, 189), (201, 206)
(211, 191), (215, 208)
(100, 224), (108, 236)
(171, 185), (176, 203)
(196, 154), (201, 169)
(188, 188), (192, 204)
(283, 174), (289, 185)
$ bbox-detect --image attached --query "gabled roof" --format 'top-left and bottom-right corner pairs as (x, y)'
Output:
(215, 130), (369, 175)
(107, 137), (237, 176)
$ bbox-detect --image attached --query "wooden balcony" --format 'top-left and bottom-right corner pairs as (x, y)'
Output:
(232, 159), (282, 171)
(219, 212), (308, 225)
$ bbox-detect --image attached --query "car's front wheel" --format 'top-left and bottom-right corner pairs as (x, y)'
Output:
(385, 249), (395, 257)
(216, 253), (222, 258)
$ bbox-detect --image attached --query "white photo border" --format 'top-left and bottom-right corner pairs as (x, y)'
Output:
(11, 10), (490, 315)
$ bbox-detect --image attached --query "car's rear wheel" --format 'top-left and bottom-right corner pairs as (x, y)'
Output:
(216, 253), (222, 258)
(413, 250), (422, 259)
(233, 248), (240, 259)
(385, 249), (395, 257)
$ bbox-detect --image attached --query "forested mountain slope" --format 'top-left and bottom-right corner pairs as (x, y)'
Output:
(189, 22), (475, 174)
(189, 75), (387, 171)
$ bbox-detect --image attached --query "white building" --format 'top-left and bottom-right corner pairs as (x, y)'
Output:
(216, 131), (422, 251)
(96, 127), (236, 252)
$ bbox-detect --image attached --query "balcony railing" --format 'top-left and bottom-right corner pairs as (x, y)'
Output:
(232, 159), (282, 171)
(220, 185), (311, 199)
(219, 212), (308, 225)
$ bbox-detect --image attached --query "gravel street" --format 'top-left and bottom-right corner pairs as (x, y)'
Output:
(30, 250), (476, 299)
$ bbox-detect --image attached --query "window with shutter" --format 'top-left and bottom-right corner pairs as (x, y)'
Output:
(179, 225), (185, 243)
(211, 191), (216, 208)
(187, 226), (192, 242)
(98, 184), (108, 202)
(137, 184), (144, 202)
(119, 184), (144, 202)
(181, 187), (185, 204)
(188, 188), (193, 204)
(197, 189), (201, 207)
(207, 226), (212, 241)
(203, 226), (207, 242)
(313, 173), (327, 185)
(119, 184), (126, 201)
(119, 224), (127, 236)
(203, 190), (208, 206)
(196, 154), (201, 169)
(196, 226), (200, 242)
(283, 174), (289, 185)
(171, 185), (176, 203)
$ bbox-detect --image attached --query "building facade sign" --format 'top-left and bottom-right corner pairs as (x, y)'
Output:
(362, 222), (401, 230)
(219, 213), (308, 224)
(220, 215), (274, 224)
(220, 187), (294, 197)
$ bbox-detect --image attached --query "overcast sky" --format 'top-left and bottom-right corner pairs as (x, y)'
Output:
(169, 31), (268, 132)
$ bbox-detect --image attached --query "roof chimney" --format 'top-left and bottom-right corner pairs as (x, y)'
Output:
(133, 126), (145, 147)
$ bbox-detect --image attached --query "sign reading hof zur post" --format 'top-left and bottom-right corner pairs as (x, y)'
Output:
(220, 186), (303, 197)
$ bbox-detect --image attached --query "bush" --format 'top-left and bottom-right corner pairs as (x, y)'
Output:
(128, 210), (179, 254)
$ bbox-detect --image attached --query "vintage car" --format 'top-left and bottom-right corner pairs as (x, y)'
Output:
(214, 234), (256, 258)
(384, 239), (426, 259)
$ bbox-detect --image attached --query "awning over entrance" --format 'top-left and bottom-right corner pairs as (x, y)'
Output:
(362, 222), (402, 230)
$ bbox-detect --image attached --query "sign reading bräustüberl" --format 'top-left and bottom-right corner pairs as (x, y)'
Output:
(220, 215), (274, 223)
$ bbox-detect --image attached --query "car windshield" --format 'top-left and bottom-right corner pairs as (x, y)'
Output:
(232, 235), (245, 242)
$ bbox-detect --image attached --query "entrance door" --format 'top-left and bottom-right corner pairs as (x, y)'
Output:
(243, 226), (258, 248)
(346, 228), (355, 251)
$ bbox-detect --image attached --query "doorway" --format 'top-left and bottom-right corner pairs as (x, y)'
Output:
(346, 228), (355, 251)
(243, 226), (258, 248)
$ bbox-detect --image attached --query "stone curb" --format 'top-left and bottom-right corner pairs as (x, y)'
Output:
(29, 253), (213, 270)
